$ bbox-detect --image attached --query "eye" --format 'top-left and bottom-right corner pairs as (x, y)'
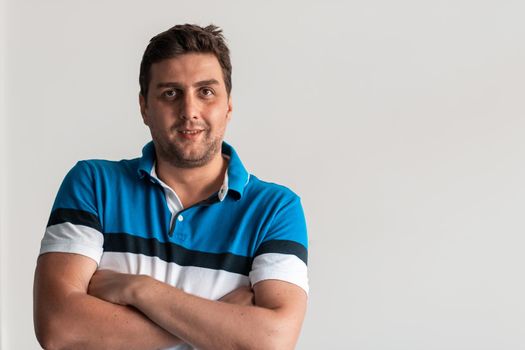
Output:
(162, 89), (178, 99)
(200, 87), (215, 97)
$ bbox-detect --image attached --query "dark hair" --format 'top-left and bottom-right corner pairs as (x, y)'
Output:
(139, 24), (232, 100)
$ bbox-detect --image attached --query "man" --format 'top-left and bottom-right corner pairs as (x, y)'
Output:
(34, 24), (308, 350)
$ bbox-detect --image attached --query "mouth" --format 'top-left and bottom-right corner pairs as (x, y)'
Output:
(177, 129), (204, 139)
(179, 130), (202, 135)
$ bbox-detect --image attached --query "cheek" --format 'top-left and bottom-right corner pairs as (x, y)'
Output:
(208, 102), (230, 121)
(148, 110), (172, 128)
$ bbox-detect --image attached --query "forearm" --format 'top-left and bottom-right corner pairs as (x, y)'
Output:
(36, 291), (181, 350)
(129, 277), (302, 350)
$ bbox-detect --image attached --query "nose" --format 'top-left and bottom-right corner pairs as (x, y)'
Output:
(180, 92), (199, 120)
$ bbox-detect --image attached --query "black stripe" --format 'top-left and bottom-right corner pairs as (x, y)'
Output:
(254, 240), (308, 265)
(47, 208), (102, 232)
(103, 233), (253, 276)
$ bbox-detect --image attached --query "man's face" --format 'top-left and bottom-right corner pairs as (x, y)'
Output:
(140, 53), (232, 168)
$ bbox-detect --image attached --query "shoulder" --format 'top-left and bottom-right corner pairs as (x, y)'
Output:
(67, 157), (141, 181)
(76, 157), (140, 174)
(245, 175), (301, 205)
(55, 157), (141, 201)
(52, 157), (141, 210)
(242, 175), (307, 246)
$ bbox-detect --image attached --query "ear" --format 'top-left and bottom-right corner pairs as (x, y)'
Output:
(139, 93), (149, 126)
(226, 95), (233, 122)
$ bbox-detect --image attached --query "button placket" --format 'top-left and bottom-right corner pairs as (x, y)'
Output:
(171, 212), (188, 240)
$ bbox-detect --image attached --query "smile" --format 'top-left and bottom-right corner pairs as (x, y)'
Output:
(179, 130), (203, 134)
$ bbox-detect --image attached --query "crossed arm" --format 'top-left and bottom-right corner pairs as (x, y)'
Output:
(34, 252), (307, 350)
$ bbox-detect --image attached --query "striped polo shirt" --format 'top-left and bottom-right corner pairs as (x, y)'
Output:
(40, 141), (309, 301)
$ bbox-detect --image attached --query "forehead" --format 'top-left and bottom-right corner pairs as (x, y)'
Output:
(149, 53), (224, 85)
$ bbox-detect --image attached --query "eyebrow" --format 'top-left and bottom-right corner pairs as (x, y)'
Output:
(156, 79), (220, 89)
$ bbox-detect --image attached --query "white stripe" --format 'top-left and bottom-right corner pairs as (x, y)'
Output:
(249, 253), (309, 294)
(99, 252), (250, 300)
(40, 222), (104, 264)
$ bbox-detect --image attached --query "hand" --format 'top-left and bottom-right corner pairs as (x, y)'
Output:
(88, 269), (143, 306)
(218, 286), (255, 306)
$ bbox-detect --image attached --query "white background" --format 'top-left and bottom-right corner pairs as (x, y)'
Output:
(2, 0), (525, 349)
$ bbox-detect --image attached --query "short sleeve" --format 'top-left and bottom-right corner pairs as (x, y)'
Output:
(39, 161), (104, 264)
(249, 194), (309, 294)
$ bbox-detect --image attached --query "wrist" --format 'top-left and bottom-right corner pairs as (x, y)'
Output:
(124, 274), (151, 306)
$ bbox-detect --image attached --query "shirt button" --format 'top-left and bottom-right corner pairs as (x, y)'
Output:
(178, 215), (184, 222)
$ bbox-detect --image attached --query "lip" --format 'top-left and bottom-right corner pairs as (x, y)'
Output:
(177, 129), (204, 139)
(178, 129), (204, 133)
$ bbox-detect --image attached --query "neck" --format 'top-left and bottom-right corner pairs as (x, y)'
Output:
(155, 151), (227, 208)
